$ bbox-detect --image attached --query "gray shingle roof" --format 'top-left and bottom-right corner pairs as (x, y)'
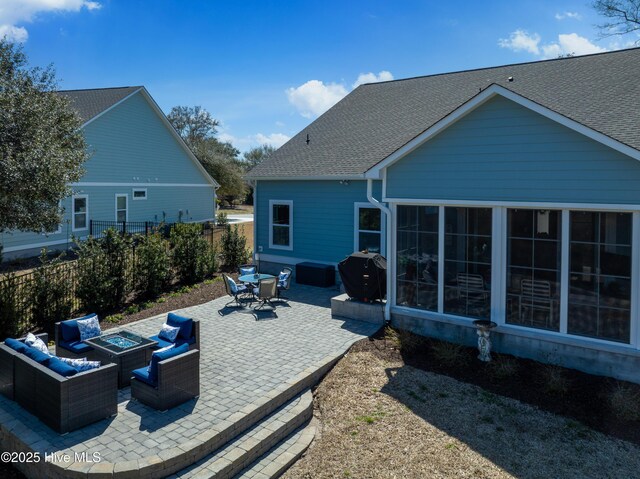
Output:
(58, 86), (142, 123)
(247, 48), (640, 179)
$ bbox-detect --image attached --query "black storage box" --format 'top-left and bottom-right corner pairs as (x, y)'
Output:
(296, 262), (335, 287)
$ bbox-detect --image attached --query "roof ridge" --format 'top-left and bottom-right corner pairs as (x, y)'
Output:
(358, 47), (640, 87)
(58, 86), (142, 93)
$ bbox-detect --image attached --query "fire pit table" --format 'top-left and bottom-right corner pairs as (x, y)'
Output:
(84, 330), (157, 388)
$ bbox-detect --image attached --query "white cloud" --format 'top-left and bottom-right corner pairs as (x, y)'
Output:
(0, 24), (28, 42)
(0, 0), (101, 43)
(255, 133), (290, 148)
(285, 80), (348, 118)
(498, 30), (541, 55)
(352, 70), (394, 88)
(555, 12), (582, 20)
(286, 70), (394, 118)
(542, 33), (607, 58)
(499, 29), (607, 58)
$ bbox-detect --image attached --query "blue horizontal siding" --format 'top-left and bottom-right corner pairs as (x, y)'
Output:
(256, 180), (384, 263)
(1, 186), (214, 252)
(82, 92), (209, 185)
(386, 95), (640, 204)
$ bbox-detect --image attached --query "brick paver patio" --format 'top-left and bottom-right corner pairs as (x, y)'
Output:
(0, 283), (379, 477)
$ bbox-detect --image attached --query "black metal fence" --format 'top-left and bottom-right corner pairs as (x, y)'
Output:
(89, 220), (224, 243)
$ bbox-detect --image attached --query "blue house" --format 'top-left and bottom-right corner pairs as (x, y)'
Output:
(247, 48), (640, 382)
(1, 86), (218, 259)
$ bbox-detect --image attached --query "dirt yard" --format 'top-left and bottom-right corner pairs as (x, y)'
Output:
(283, 339), (640, 479)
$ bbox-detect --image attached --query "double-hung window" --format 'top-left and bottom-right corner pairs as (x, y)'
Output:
(269, 200), (293, 250)
(355, 204), (383, 253)
(72, 195), (88, 231)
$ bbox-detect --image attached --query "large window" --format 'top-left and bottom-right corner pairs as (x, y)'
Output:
(569, 211), (632, 343)
(355, 204), (382, 253)
(115, 194), (128, 222)
(443, 207), (492, 319)
(269, 200), (293, 250)
(72, 195), (88, 231)
(506, 209), (561, 331)
(396, 206), (439, 311)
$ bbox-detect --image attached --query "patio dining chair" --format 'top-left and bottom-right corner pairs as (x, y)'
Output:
(276, 267), (293, 301)
(223, 274), (251, 307)
(253, 277), (278, 310)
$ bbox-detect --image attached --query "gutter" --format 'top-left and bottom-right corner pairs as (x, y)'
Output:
(366, 179), (391, 323)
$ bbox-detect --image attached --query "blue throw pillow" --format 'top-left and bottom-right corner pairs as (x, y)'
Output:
(23, 346), (51, 365)
(158, 323), (180, 343)
(239, 266), (256, 276)
(226, 276), (238, 294)
(148, 343), (189, 384)
(77, 315), (101, 341)
(167, 313), (193, 340)
(47, 357), (78, 377)
(4, 338), (27, 353)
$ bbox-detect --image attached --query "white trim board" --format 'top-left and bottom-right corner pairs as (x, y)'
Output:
(366, 84), (640, 179)
(383, 198), (640, 211)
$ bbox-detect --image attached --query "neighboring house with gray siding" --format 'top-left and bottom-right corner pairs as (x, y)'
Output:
(246, 48), (640, 382)
(1, 86), (218, 259)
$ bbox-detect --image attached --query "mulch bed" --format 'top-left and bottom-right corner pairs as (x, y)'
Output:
(362, 327), (640, 446)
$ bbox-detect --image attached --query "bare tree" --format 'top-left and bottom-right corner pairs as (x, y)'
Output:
(593, 0), (640, 41)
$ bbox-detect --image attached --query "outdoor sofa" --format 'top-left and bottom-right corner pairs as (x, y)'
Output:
(0, 333), (48, 400)
(0, 338), (117, 433)
(147, 314), (200, 353)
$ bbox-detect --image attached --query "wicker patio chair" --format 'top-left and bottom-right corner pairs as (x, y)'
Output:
(0, 333), (48, 400)
(253, 277), (278, 310)
(131, 348), (200, 410)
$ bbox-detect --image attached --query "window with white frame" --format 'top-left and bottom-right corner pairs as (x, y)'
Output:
(72, 196), (88, 231)
(269, 200), (293, 250)
(116, 194), (128, 222)
(396, 205), (439, 311)
(355, 204), (382, 253)
(568, 211), (632, 343)
(132, 188), (147, 200)
(506, 209), (562, 331)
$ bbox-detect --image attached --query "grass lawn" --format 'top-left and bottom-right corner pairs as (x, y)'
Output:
(283, 335), (640, 479)
(218, 203), (254, 215)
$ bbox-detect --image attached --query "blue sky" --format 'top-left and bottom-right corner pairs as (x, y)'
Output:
(1, 0), (636, 153)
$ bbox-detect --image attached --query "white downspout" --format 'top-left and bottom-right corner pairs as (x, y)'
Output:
(366, 178), (392, 323)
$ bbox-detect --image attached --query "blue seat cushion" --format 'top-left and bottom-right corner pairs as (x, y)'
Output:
(167, 313), (193, 340)
(58, 339), (93, 355)
(4, 338), (27, 353)
(149, 343), (189, 384)
(47, 357), (78, 377)
(149, 335), (173, 349)
(23, 346), (51, 365)
(132, 366), (156, 387)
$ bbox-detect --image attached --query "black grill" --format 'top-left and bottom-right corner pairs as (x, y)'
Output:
(337, 252), (387, 302)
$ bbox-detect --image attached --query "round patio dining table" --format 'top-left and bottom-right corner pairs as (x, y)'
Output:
(238, 273), (275, 284)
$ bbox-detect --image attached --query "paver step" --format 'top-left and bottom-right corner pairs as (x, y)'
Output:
(234, 420), (316, 479)
(170, 390), (313, 479)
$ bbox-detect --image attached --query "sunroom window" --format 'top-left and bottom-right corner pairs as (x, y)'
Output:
(568, 211), (631, 343)
(506, 209), (561, 331)
(396, 205), (439, 311)
(443, 207), (492, 320)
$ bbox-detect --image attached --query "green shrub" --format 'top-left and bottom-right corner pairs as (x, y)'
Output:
(0, 271), (23, 338)
(170, 223), (214, 284)
(486, 355), (520, 380)
(220, 224), (249, 268)
(30, 250), (72, 336)
(76, 229), (132, 314)
(609, 383), (640, 421)
(216, 211), (229, 226)
(135, 233), (171, 299)
(431, 340), (469, 368)
(539, 365), (570, 396)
